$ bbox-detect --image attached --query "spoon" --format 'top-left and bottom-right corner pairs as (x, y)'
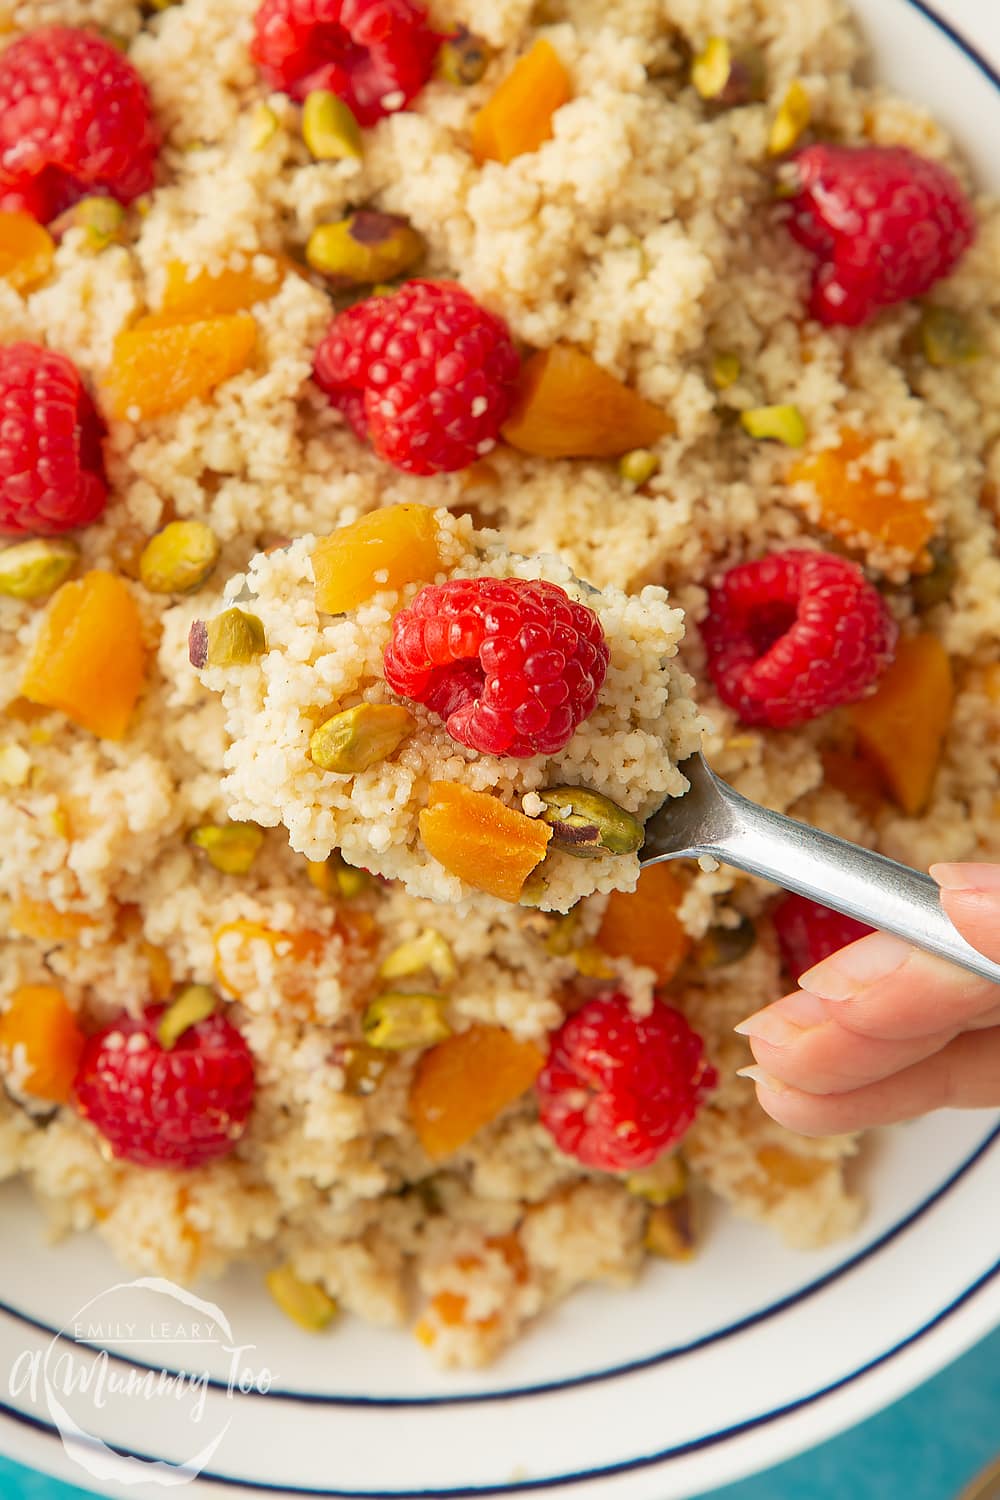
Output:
(641, 752), (1000, 986)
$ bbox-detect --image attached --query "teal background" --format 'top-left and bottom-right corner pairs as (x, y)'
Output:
(0, 1325), (997, 1499)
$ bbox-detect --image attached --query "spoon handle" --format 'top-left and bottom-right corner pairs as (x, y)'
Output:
(690, 766), (1000, 987)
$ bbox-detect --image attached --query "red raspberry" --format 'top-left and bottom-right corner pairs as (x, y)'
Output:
(773, 893), (874, 981)
(74, 1006), (255, 1170)
(384, 577), (609, 757)
(251, 0), (440, 125)
(0, 343), (107, 536)
(787, 144), (976, 326)
(314, 280), (521, 475)
(537, 994), (717, 1172)
(702, 549), (897, 730)
(0, 28), (160, 223)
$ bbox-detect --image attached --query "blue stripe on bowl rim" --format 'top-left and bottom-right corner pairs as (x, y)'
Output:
(2, 0), (999, 1488)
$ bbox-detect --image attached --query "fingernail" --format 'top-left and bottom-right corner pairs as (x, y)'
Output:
(736, 1065), (788, 1094)
(734, 989), (830, 1045)
(799, 930), (910, 1001)
(931, 863), (1000, 894)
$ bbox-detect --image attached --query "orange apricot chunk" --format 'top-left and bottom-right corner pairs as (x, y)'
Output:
(410, 1023), (546, 1159)
(213, 919), (326, 999)
(0, 211), (54, 293)
(788, 431), (935, 562)
(847, 633), (954, 816)
(313, 504), (442, 614)
(20, 571), (147, 740)
(419, 782), (552, 903)
(103, 313), (257, 421)
(502, 346), (673, 460)
(9, 897), (96, 944)
(597, 862), (691, 985)
(0, 985), (85, 1103)
(471, 39), (572, 166)
(158, 259), (287, 318)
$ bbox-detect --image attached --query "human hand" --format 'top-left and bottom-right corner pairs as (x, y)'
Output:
(735, 864), (1000, 1135)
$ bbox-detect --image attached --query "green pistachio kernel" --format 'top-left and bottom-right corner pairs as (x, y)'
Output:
(157, 985), (218, 1050)
(740, 403), (807, 447)
(644, 1197), (698, 1260)
(627, 1154), (688, 1205)
(912, 542), (957, 612)
(537, 787), (645, 859)
(361, 993), (452, 1051)
(438, 27), (491, 85)
(249, 102), (280, 151)
(692, 914), (757, 969)
(188, 608), (267, 668)
(139, 520), (221, 595)
(301, 90), (363, 161)
(309, 702), (416, 774)
(768, 80), (811, 156)
(378, 929), (457, 985)
(307, 853), (373, 900)
(306, 212), (425, 287)
(0, 538), (78, 600)
(618, 449), (660, 487)
(711, 352), (742, 390)
(691, 36), (766, 107)
(51, 196), (127, 252)
(919, 305), (983, 367)
(265, 1266), (338, 1332)
(190, 823), (264, 874)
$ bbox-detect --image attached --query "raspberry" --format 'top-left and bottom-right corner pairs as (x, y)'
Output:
(537, 994), (717, 1172)
(251, 0), (440, 125)
(384, 577), (610, 757)
(314, 280), (521, 475)
(0, 28), (160, 223)
(74, 1006), (255, 1170)
(787, 144), (976, 327)
(0, 343), (107, 536)
(773, 893), (874, 981)
(702, 549), (897, 729)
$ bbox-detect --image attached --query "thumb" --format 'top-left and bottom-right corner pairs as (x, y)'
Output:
(931, 864), (1000, 964)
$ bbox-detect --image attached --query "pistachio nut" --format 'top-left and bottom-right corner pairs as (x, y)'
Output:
(0, 538), (78, 600)
(265, 1266), (338, 1332)
(50, 195), (127, 252)
(537, 787), (645, 859)
(190, 823), (264, 874)
(378, 929), (457, 985)
(309, 702), (416, 774)
(307, 852), (373, 900)
(362, 992), (451, 1051)
(306, 212), (425, 287)
(919, 305), (982, 367)
(691, 36), (766, 108)
(438, 27), (491, 85)
(618, 449), (660, 487)
(644, 1196), (698, 1260)
(692, 914), (757, 969)
(768, 80), (811, 156)
(912, 542), (956, 612)
(627, 1153), (688, 1205)
(711, 351), (742, 391)
(740, 403), (807, 447)
(156, 985), (218, 1050)
(301, 90), (363, 161)
(139, 520), (221, 595)
(249, 102), (280, 151)
(188, 608), (267, 668)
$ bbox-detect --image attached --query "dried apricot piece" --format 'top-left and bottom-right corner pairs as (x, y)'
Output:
(502, 346), (672, 459)
(788, 431), (934, 562)
(158, 259), (286, 318)
(848, 633), (954, 816)
(471, 39), (571, 165)
(20, 571), (147, 739)
(103, 313), (257, 420)
(596, 862), (691, 984)
(213, 919), (326, 999)
(410, 1023), (546, 1159)
(9, 898), (96, 944)
(0, 211), (54, 292)
(419, 782), (552, 903)
(313, 504), (442, 614)
(0, 985), (85, 1103)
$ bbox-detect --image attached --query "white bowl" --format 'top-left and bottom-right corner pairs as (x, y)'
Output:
(2, 2), (999, 1495)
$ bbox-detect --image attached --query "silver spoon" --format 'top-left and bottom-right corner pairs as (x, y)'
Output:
(641, 752), (1000, 986)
